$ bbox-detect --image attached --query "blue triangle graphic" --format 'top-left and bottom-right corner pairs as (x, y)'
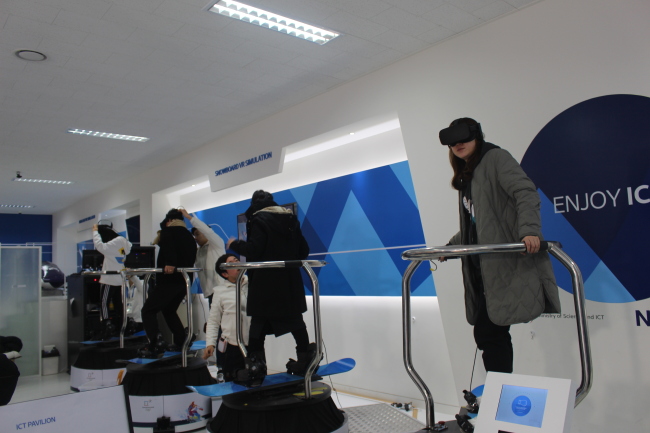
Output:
(311, 254), (355, 296)
(329, 191), (384, 251)
(411, 273), (436, 296)
(329, 192), (403, 296)
(390, 161), (419, 208)
(539, 190), (600, 296)
(290, 183), (318, 216)
(584, 260), (635, 303)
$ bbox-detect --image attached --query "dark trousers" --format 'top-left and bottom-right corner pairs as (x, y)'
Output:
(222, 344), (246, 381)
(141, 284), (186, 346)
(247, 315), (309, 354)
(0, 355), (19, 406)
(473, 294), (513, 373)
(100, 284), (123, 322)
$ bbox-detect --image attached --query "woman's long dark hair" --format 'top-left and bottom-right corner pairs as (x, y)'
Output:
(449, 117), (485, 191)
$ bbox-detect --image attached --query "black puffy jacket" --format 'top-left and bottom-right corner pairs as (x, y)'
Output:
(229, 206), (309, 317)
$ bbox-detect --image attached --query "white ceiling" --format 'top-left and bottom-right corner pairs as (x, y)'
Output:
(0, 0), (537, 214)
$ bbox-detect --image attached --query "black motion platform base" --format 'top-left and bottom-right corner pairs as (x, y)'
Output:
(208, 382), (345, 433)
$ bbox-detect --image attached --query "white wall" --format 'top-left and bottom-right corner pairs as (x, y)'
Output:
(53, 0), (650, 430)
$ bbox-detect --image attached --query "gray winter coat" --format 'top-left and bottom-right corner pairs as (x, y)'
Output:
(449, 145), (561, 326)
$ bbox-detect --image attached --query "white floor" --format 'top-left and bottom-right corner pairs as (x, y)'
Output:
(8, 372), (456, 431)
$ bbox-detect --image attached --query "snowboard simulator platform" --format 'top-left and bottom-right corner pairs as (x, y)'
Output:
(399, 241), (593, 433)
(72, 269), (147, 392)
(96, 267), (215, 432)
(203, 259), (351, 433)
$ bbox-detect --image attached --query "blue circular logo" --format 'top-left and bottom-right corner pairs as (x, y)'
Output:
(521, 94), (650, 303)
(511, 395), (532, 416)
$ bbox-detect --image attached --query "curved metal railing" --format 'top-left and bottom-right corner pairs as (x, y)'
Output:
(220, 259), (327, 399)
(401, 241), (592, 430)
(83, 267), (201, 367)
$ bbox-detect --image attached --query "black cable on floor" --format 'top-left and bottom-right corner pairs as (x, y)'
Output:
(322, 339), (344, 410)
(469, 346), (479, 391)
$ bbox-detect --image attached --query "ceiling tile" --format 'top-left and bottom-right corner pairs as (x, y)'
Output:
(474, 0), (516, 20)
(3, 0), (60, 24)
(370, 6), (437, 37)
(424, 3), (483, 33)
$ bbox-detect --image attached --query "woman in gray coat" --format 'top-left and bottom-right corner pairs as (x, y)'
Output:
(439, 117), (560, 373)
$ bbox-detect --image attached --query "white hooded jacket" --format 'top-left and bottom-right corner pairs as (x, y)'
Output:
(92, 230), (132, 287)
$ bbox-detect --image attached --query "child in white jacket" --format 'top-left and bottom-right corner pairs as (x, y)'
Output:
(203, 254), (250, 382)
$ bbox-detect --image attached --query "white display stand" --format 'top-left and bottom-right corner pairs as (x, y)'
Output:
(475, 372), (576, 433)
(70, 366), (126, 391)
(130, 391), (211, 432)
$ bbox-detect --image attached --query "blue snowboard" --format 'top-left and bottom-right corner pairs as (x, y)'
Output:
(121, 340), (206, 364)
(187, 357), (356, 397)
(81, 330), (147, 345)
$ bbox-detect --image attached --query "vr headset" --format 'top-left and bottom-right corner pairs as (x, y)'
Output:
(439, 123), (482, 146)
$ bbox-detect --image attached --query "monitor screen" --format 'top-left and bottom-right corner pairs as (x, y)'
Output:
(81, 249), (104, 270)
(124, 246), (156, 269)
(495, 384), (548, 428)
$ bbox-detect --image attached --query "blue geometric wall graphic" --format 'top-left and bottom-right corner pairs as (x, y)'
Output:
(412, 274), (436, 296)
(584, 261), (634, 303)
(329, 191), (385, 251)
(328, 191), (405, 296)
(538, 190), (600, 294)
(390, 162), (419, 208)
(288, 183), (318, 216)
(189, 160), (435, 297)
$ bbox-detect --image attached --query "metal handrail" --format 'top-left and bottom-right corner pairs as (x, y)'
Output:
(220, 259), (327, 399)
(82, 267), (201, 367)
(81, 269), (129, 349)
(400, 241), (592, 430)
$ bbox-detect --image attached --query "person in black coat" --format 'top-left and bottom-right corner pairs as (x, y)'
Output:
(227, 190), (315, 381)
(139, 209), (197, 357)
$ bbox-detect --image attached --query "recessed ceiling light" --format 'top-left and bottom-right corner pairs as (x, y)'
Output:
(13, 177), (74, 185)
(207, 0), (339, 45)
(67, 129), (150, 142)
(0, 204), (35, 208)
(15, 50), (47, 61)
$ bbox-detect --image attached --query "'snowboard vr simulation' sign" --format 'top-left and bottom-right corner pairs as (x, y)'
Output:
(209, 147), (285, 192)
(521, 94), (650, 305)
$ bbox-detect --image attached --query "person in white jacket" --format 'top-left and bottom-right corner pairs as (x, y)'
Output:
(180, 209), (226, 307)
(202, 254), (250, 382)
(92, 222), (132, 340)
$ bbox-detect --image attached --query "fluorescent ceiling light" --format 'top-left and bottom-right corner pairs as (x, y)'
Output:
(208, 0), (339, 45)
(67, 129), (149, 142)
(13, 177), (74, 185)
(0, 204), (35, 208)
(284, 118), (401, 162)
